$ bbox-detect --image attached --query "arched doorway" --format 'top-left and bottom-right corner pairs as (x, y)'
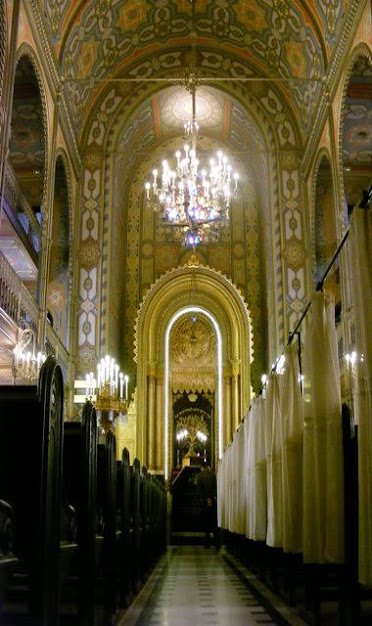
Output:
(135, 257), (253, 480)
(165, 306), (222, 478)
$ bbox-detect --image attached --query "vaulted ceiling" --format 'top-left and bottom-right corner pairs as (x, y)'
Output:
(41, 0), (349, 139)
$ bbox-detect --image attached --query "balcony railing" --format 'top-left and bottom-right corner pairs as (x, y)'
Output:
(4, 161), (41, 254)
(0, 250), (39, 335)
(0, 251), (70, 376)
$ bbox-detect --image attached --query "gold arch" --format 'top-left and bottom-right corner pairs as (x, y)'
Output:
(135, 258), (253, 472)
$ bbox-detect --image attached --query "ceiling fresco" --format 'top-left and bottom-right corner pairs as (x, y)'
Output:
(113, 85), (269, 207)
(158, 86), (224, 135)
(49, 0), (341, 136)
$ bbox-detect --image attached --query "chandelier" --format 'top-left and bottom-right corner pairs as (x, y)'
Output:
(12, 327), (47, 382)
(85, 355), (129, 433)
(145, 2), (238, 247)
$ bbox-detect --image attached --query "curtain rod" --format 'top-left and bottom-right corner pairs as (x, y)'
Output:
(227, 188), (371, 439)
(254, 187), (372, 400)
(287, 186), (371, 343)
(287, 227), (350, 344)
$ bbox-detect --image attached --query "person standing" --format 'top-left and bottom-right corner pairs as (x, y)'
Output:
(197, 465), (218, 548)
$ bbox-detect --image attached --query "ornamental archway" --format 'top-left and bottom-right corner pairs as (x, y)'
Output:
(135, 257), (253, 479)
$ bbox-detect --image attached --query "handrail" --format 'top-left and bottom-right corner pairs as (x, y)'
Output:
(255, 187), (372, 399)
(0, 250), (39, 335)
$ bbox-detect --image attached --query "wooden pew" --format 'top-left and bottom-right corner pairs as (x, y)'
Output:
(0, 500), (19, 617)
(140, 466), (151, 579)
(61, 400), (99, 625)
(117, 448), (132, 607)
(130, 458), (141, 593)
(0, 356), (64, 625)
(97, 431), (120, 625)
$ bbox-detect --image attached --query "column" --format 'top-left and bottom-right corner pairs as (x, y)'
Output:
(155, 369), (164, 473)
(147, 361), (156, 470)
(224, 371), (232, 448)
(231, 359), (240, 432)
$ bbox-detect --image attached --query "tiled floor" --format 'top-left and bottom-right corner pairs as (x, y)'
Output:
(117, 546), (298, 626)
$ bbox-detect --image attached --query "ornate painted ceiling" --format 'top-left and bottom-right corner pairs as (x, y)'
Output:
(41, 0), (351, 137)
(113, 84), (269, 208)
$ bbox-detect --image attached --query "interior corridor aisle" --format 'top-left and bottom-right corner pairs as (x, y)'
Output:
(117, 546), (303, 626)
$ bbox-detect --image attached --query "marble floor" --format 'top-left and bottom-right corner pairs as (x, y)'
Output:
(117, 546), (306, 626)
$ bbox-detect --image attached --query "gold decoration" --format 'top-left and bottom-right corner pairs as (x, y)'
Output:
(170, 313), (216, 393)
(83, 149), (105, 169)
(283, 237), (306, 269)
(78, 237), (101, 268)
(185, 253), (203, 266)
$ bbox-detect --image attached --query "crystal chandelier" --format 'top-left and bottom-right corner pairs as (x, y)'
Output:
(85, 355), (129, 433)
(145, 1), (238, 247)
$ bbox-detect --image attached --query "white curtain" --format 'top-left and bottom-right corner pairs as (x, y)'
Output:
(265, 374), (283, 548)
(280, 341), (303, 554)
(246, 399), (266, 541)
(349, 205), (372, 585)
(303, 291), (344, 563)
(245, 405), (254, 540)
(217, 456), (225, 529)
(235, 420), (247, 535)
(225, 443), (233, 532)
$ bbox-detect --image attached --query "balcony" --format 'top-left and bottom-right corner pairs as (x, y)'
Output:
(0, 251), (70, 383)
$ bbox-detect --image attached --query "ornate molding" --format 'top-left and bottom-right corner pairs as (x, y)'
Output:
(26, 0), (82, 178)
(134, 260), (254, 365)
(0, 0), (6, 105)
(301, 0), (368, 178)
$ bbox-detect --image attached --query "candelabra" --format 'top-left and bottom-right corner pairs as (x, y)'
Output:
(85, 355), (129, 433)
(175, 425), (208, 466)
(12, 327), (46, 383)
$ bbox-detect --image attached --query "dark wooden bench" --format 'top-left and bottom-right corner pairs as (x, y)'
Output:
(97, 430), (121, 625)
(0, 356), (64, 625)
(61, 400), (100, 625)
(117, 447), (132, 607)
(0, 500), (19, 616)
(130, 458), (142, 594)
